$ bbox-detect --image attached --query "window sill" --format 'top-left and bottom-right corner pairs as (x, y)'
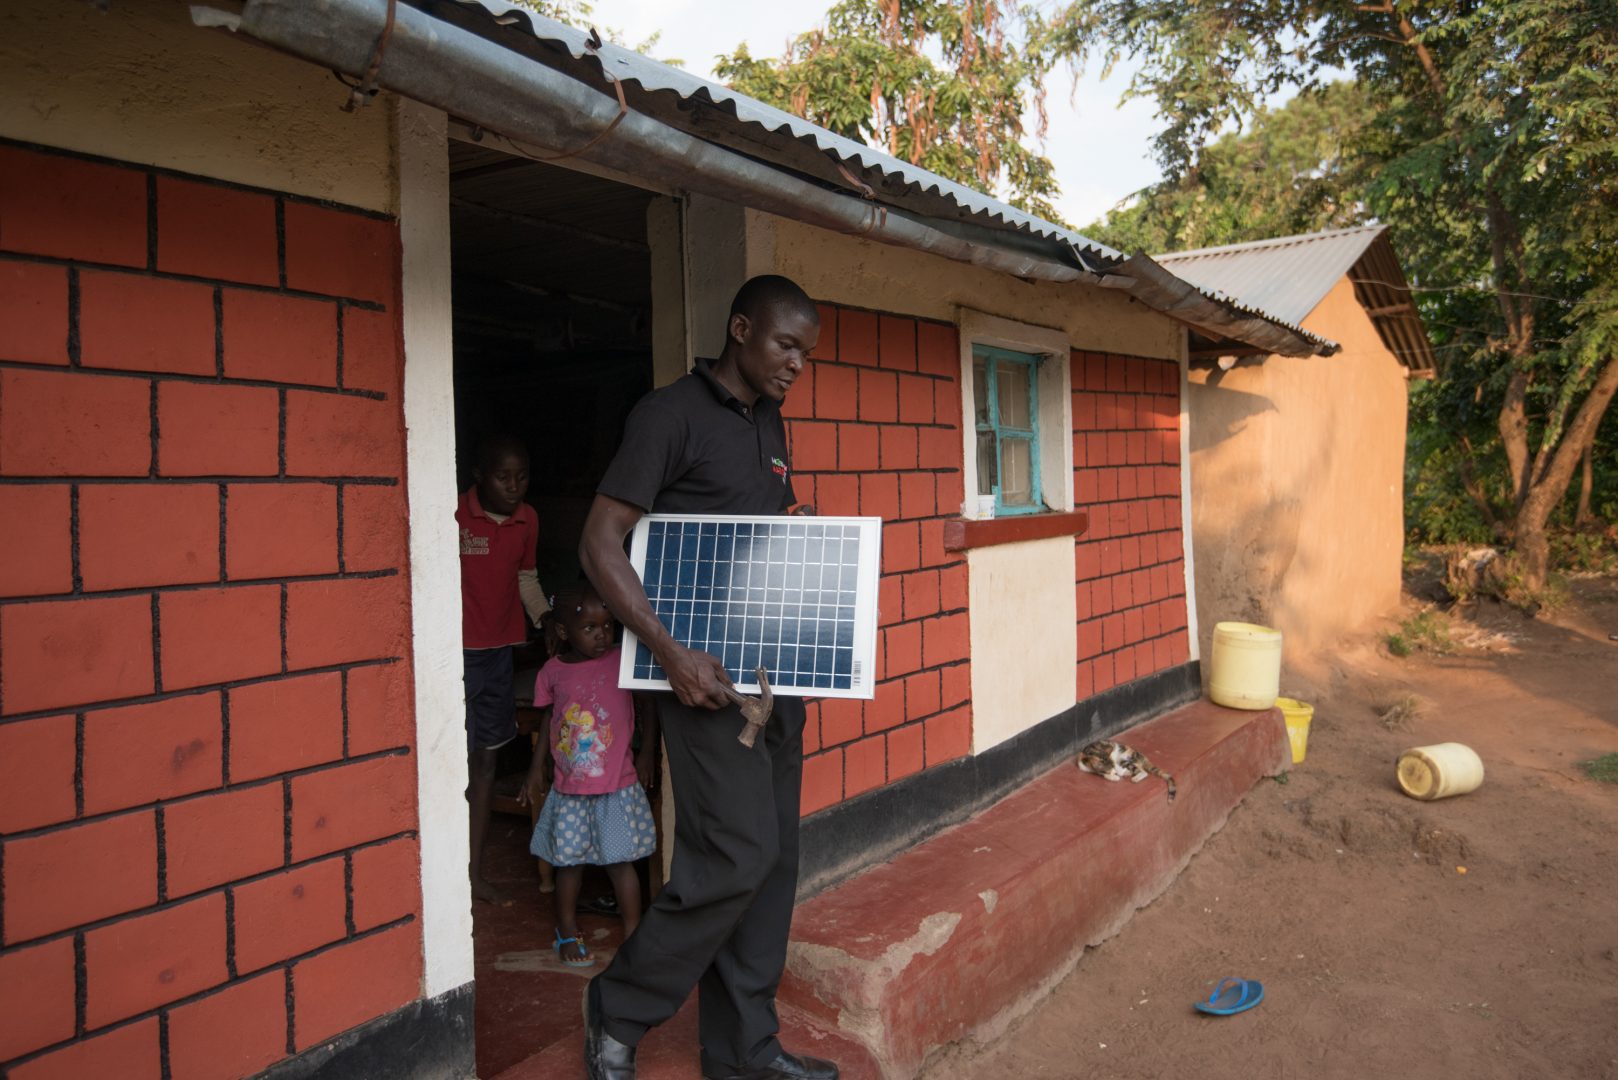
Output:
(942, 510), (1090, 552)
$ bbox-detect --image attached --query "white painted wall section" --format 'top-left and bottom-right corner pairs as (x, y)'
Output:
(1177, 328), (1201, 660)
(966, 537), (1080, 753)
(398, 100), (475, 997)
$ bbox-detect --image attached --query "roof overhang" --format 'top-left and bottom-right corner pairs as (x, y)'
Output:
(200, 0), (1337, 358)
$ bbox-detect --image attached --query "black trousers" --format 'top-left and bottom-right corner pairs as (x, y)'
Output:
(596, 693), (806, 1070)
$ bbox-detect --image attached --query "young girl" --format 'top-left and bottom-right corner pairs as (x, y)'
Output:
(522, 581), (658, 967)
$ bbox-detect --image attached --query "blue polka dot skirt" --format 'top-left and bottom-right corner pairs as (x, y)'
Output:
(530, 784), (658, 867)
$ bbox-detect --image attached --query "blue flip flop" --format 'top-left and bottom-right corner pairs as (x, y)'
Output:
(1194, 976), (1264, 1015)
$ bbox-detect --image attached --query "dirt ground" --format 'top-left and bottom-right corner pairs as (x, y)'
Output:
(924, 576), (1618, 1080)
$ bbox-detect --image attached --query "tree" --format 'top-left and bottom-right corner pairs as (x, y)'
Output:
(715, 0), (1067, 222)
(1048, 0), (1618, 590)
(1086, 80), (1373, 253)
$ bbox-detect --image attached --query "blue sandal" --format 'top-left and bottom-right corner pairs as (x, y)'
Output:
(554, 929), (593, 968)
(1194, 976), (1264, 1015)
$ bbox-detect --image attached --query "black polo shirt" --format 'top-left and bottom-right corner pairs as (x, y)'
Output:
(597, 359), (796, 515)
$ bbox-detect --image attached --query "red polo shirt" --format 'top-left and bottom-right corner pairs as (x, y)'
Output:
(457, 488), (539, 649)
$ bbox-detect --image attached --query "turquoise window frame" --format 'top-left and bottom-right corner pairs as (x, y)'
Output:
(972, 345), (1043, 516)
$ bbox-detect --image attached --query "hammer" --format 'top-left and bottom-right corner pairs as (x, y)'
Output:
(722, 667), (774, 748)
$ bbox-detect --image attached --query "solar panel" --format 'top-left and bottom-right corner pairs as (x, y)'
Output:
(620, 514), (883, 700)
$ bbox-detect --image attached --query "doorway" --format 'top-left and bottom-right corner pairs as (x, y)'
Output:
(447, 136), (670, 1077)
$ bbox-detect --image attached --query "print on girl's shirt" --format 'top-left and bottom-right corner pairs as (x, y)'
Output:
(556, 703), (612, 779)
(533, 645), (639, 796)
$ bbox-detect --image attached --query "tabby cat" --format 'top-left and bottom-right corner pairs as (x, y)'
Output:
(1076, 740), (1176, 803)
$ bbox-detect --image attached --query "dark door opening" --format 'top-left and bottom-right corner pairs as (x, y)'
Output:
(448, 138), (666, 1077)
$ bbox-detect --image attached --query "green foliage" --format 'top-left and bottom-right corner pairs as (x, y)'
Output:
(1086, 81), (1372, 253)
(1583, 753), (1618, 785)
(715, 0), (1067, 221)
(1054, 0), (1618, 578)
(1548, 530), (1618, 575)
(1386, 612), (1453, 657)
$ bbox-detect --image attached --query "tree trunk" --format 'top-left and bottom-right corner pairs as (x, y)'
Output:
(1576, 444), (1595, 528)
(1498, 369), (1533, 509)
(1511, 353), (1618, 591)
(1485, 187), (1536, 509)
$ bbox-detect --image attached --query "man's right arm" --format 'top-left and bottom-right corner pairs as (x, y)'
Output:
(579, 493), (733, 710)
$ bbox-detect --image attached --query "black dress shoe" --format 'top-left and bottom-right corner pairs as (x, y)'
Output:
(702, 1049), (840, 1080)
(583, 976), (637, 1080)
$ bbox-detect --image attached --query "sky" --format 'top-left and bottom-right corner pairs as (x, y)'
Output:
(584, 0), (1165, 229)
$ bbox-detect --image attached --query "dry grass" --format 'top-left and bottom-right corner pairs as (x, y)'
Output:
(1377, 694), (1426, 732)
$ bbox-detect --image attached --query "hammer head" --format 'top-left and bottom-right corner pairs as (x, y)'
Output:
(741, 667), (773, 721)
(733, 667), (775, 747)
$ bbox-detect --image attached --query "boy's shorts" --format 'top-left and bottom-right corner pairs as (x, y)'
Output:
(463, 646), (517, 752)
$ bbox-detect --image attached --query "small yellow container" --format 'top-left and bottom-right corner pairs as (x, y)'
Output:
(1397, 743), (1485, 801)
(1208, 622), (1283, 710)
(1276, 697), (1313, 764)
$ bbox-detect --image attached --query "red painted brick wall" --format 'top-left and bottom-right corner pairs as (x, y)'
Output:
(789, 306), (971, 815)
(1070, 351), (1191, 698)
(0, 142), (422, 1078)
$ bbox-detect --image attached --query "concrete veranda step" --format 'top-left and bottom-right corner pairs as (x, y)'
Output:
(776, 699), (1288, 1078)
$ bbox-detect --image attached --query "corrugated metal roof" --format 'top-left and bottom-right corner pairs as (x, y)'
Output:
(429, 0), (1341, 355)
(1155, 226), (1434, 369)
(1155, 226), (1385, 326)
(216, 0), (1335, 356)
(441, 0), (1124, 263)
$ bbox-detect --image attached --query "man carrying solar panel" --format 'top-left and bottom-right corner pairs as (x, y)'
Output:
(577, 275), (837, 1080)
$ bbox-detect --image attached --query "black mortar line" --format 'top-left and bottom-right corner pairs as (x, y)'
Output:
(335, 485), (346, 575)
(275, 199), (287, 290)
(74, 932), (87, 1036)
(343, 853), (356, 936)
(279, 584), (289, 674)
(224, 888), (238, 980)
(69, 486), (83, 594)
(213, 287), (225, 379)
(154, 805), (168, 903)
(148, 380), (160, 478)
(158, 1012), (173, 1079)
(66, 267), (81, 367)
(283, 967), (296, 1056)
(150, 593), (163, 693)
(282, 777), (293, 866)
(335, 301), (346, 389)
(74, 713), (86, 819)
(218, 485), (229, 584)
(220, 690), (232, 788)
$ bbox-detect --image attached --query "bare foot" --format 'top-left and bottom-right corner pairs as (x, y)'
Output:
(471, 876), (515, 906)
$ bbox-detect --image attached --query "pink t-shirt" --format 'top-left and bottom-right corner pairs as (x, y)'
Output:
(533, 646), (638, 796)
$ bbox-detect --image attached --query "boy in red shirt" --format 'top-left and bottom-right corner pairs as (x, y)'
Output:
(459, 434), (549, 904)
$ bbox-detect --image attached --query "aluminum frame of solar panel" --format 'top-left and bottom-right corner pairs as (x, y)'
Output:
(619, 514), (882, 699)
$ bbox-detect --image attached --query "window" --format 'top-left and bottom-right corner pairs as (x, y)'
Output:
(972, 346), (1043, 515)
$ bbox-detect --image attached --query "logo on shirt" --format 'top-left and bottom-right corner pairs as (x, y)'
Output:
(771, 456), (789, 484)
(460, 527), (490, 556)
